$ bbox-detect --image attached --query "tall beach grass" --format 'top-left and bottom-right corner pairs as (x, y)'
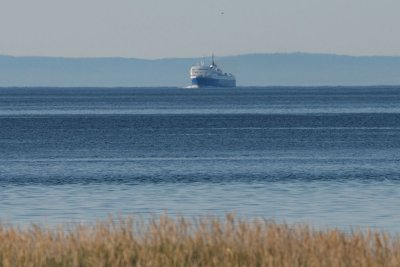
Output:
(0, 214), (399, 266)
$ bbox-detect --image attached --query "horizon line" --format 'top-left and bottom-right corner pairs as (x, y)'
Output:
(2, 52), (400, 61)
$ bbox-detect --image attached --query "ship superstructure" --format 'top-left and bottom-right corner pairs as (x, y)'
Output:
(190, 55), (236, 88)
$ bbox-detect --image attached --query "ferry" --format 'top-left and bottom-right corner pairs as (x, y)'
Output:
(190, 55), (236, 88)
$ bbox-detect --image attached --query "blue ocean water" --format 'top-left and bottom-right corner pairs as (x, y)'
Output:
(1, 87), (400, 230)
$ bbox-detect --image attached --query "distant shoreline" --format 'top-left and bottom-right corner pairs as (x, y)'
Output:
(0, 85), (400, 89)
(2, 53), (400, 87)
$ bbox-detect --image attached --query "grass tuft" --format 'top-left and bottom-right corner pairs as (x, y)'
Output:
(0, 214), (399, 266)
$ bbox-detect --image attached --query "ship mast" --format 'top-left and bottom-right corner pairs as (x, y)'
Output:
(211, 53), (216, 67)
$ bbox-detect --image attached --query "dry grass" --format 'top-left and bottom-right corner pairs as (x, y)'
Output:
(0, 214), (400, 267)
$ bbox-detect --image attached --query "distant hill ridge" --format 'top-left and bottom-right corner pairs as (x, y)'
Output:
(0, 53), (399, 87)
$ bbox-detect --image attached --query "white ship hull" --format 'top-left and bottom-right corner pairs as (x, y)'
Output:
(190, 56), (236, 88)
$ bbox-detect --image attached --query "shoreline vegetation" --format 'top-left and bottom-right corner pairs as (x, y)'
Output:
(0, 214), (399, 267)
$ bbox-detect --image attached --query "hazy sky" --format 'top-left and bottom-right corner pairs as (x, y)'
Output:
(1, 0), (399, 58)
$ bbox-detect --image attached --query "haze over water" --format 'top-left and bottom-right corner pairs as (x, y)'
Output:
(1, 87), (400, 231)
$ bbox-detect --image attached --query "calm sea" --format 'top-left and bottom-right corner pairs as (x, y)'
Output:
(1, 87), (400, 230)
